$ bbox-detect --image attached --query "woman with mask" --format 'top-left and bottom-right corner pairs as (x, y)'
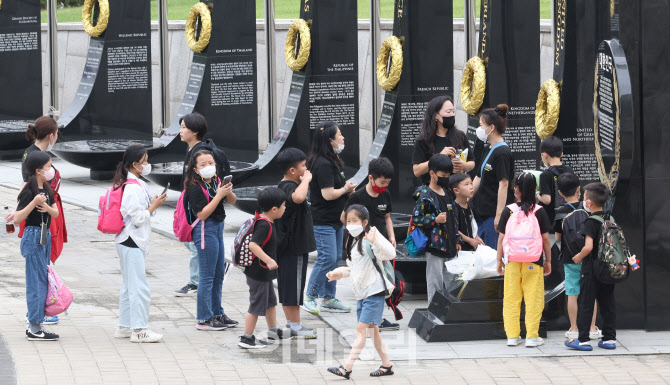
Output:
(472, 104), (515, 249)
(302, 121), (357, 315)
(413, 96), (475, 185)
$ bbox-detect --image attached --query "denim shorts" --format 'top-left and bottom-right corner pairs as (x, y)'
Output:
(564, 263), (582, 296)
(356, 294), (385, 326)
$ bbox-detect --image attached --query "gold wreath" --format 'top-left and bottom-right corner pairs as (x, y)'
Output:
(82, 0), (109, 37)
(186, 3), (212, 53)
(535, 79), (561, 139)
(460, 56), (486, 115)
(284, 19), (311, 72)
(376, 36), (403, 92)
(593, 60), (621, 193)
(0, 0), (2, 11)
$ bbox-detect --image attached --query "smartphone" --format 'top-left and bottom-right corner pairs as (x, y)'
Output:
(222, 175), (233, 185)
(161, 182), (170, 196)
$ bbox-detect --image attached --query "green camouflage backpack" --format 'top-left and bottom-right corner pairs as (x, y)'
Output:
(590, 215), (632, 284)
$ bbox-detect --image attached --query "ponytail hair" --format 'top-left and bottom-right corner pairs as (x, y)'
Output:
(480, 104), (509, 135)
(112, 144), (148, 188)
(26, 116), (58, 142)
(18, 151), (55, 206)
(513, 172), (537, 215)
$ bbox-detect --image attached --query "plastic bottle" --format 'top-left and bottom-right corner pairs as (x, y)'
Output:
(4, 206), (15, 234)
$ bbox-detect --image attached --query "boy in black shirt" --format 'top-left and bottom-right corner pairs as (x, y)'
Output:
(276, 148), (317, 339)
(566, 183), (614, 351)
(538, 136), (573, 223)
(449, 173), (483, 251)
(239, 187), (286, 349)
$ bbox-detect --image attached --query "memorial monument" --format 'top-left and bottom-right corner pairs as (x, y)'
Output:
(147, 0), (260, 189)
(0, 0), (42, 159)
(51, 0), (156, 180)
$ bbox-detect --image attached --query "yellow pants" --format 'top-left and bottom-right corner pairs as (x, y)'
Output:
(503, 261), (545, 339)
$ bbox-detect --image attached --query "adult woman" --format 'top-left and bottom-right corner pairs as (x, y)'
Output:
(113, 145), (167, 343)
(472, 104), (515, 249)
(303, 121), (356, 315)
(413, 96), (475, 185)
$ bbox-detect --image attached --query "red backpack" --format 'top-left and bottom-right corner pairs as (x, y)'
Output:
(97, 179), (142, 235)
(232, 212), (273, 267)
(173, 182), (213, 249)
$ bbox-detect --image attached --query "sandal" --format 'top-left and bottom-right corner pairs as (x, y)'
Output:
(370, 365), (394, 377)
(327, 365), (352, 380)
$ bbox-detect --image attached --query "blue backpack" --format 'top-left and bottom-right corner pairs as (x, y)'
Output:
(404, 218), (428, 257)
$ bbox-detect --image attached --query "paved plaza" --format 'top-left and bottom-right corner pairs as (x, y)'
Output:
(1, 159), (670, 384)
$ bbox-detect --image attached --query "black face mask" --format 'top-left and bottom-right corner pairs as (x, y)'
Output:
(436, 176), (450, 189)
(441, 115), (456, 129)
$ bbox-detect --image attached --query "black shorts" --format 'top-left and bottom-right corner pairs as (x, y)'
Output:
(277, 253), (309, 306)
(246, 275), (277, 316)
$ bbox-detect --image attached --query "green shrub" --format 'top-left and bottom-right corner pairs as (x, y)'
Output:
(41, 0), (86, 9)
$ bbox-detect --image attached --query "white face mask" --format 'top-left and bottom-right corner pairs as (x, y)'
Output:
(42, 167), (55, 181)
(476, 125), (493, 142)
(198, 165), (217, 179)
(333, 143), (345, 154)
(584, 199), (591, 213)
(136, 163), (152, 176)
(46, 138), (56, 152)
(346, 224), (364, 238)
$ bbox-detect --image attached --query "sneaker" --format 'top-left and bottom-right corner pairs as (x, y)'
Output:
(131, 329), (163, 343)
(26, 329), (59, 341)
(507, 337), (522, 346)
(238, 335), (268, 349)
(290, 325), (317, 339)
(196, 317), (227, 331)
(598, 340), (616, 350)
(320, 298), (351, 313)
(216, 314), (238, 328)
(267, 328), (292, 344)
(114, 327), (133, 339)
(380, 318), (400, 331)
(302, 297), (319, 315)
(525, 337), (545, 347)
(25, 315), (60, 325)
(565, 329), (579, 339)
(590, 327), (603, 340)
(565, 338), (593, 351)
(174, 283), (197, 297)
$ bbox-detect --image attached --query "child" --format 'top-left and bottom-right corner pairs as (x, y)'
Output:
(411, 154), (461, 303)
(496, 173), (552, 348)
(566, 182), (621, 351)
(326, 205), (395, 379)
(185, 150), (238, 331)
(449, 173), (484, 251)
(537, 136), (573, 223)
(553, 173), (601, 340)
(14, 151), (60, 341)
(111, 145), (167, 343)
(275, 148), (317, 339)
(239, 187), (287, 349)
(341, 157), (399, 331)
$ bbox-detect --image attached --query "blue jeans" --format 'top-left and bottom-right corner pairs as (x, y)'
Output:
(183, 242), (199, 286)
(307, 225), (343, 300)
(477, 217), (499, 250)
(356, 295), (385, 326)
(21, 227), (51, 325)
(116, 244), (151, 329)
(193, 219), (225, 322)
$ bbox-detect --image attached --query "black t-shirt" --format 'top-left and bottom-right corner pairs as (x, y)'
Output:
(182, 140), (231, 186)
(412, 133), (474, 185)
(244, 220), (278, 282)
(497, 203), (552, 264)
(187, 181), (226, 223)
(277, 180), (316, 255)
(553, 201), (580, 264)
(17, 188), (51, 227)
(344, 188), (393, 239)
(22, 144), (44, 183)
(455, 201), (475, 252)
(581, 211), (606, 275)
(309, 156), (347, 227)
(473, 144), (514, 221)
(539, 165), (574, 223)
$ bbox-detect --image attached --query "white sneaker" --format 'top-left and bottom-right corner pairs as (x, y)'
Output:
(525, 337), (544, 347)
(565, 330), (579, 339)
(590, 327), (603, 340)
(507, 337), (522, 346)
(114, 327), (132, 339)
(130, 329), (163, 343)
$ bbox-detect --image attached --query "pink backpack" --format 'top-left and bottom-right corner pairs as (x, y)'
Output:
(173, 182), (214, 249)
(45, 266), (73, 316)
(97, 179), (142, 235)
(503, 204), (544, 263)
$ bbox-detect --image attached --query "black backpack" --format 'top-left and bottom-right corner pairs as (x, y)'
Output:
(558, 203), (589, 259)
(200, 138), (231, 177)
(547, 166), (568, 210)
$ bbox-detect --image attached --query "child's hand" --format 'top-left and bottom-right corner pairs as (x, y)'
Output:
(475, 236), (485, 246)
(33, 194), (47, 207)
(36, 202), (50, 213)
(467, 238), (479, 250)
(389, 236), (397, 248)
(365, 227), (376, 243)
(456, 243), (462, 252)
(435, 212), (447, 224)
(301, 170), (313, 183)
(5, 210), (15, 223)
(496, 259), (504, 276)
(327, 270), (342, 282)
(217, 181), (233, 198)
(543, 261), (552, 276)
(266, 260), (278, 270)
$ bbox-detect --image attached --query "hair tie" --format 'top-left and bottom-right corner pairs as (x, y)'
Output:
(494, 107), (507, 118)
